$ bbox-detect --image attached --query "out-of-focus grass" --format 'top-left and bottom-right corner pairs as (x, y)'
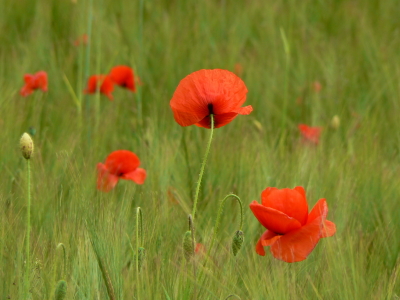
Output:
(0, 0), (399, 299)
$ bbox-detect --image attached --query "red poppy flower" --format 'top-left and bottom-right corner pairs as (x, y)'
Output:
(170, 69), (252, 129)
(250, 187), (336, 263)
(109, 65), (136, 92)
(97, 150), (146, 192)
(84, 75), (114, 100)
(298, 124), (322, 145)
(20, 71), (48, 97)
(73, 34), (88, 46)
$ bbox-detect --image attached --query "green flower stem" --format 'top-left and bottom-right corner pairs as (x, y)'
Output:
(136, 207), (143, 299)
(192, 114), (215, 221)
(24, 159), (31, 298)
(208, 194), (243, 254)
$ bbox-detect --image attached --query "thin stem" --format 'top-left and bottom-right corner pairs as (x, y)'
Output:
(188, 214), (197, 300)
(209, 194), (243, 254)
(84, 0), (93, 144)
(279, 27), (290, 132)
(192, 114), (215, 220)
(225, 295), (242, 300)
(136, 207), (143, 247)
(24, 159), (31, 298)
(136, 0), (144, 125)
(136, 207), (142, 299)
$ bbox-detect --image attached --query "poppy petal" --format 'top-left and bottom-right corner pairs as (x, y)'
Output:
(195, 112), (239, 129)
(256, 230), (271, 256)
(249, 201), (302, 234)
(321, 220), (336, 238)
(105, 150), (140, 175)
(261, 187), (279, 205)
(172, 108), (207, 127)
(97, 163), (119, 192)
(307, 198), (328, 223)
(20, 86), (33, 97)
(24, 74), (34, 84)
(261, 231), (281, 247)
(35, 71), (48, 91)
(256, 230), (281, 256)
(261, 188), (309, 226)
(121, 168), (146, 184)
(232, 105), (253, 115)
(170, 69), (250, 127)
(270, 216), (324, 263)
(110, 65), (136, 92)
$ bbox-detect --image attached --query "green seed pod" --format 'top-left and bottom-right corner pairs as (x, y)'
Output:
(232, 230), (244, 256)
(137, 247), (146, 270)
(54, 280), (67, 300)
(183, 231), (194, 261)
(20, 133), (34, 160)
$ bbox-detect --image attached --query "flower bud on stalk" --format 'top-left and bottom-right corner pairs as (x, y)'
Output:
(232, 230), (244, 256)
(20, 133), (34, 160)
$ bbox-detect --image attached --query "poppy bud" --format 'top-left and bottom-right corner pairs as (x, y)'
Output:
(54, 280), (67, 300)
(183, 231), (194, 261)
(232, 230), (244, 256)
(330, 115), (340, 130)
(136, 247), (146, 270)
(20, 133), (34, 160)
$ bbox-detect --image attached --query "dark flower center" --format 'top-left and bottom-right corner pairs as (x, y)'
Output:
(207, 103), (214, 114)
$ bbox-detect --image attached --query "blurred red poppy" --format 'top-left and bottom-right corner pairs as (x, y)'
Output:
(74, 34), (88, 46)
(170, 69), (252, 129)
(234, 63), (243, 77)
(298, 124), (322, 145)
(20, 71), (48, 97)
(110, 65), (136, 92)
(97, 150), (146, 192)
(84, 75), (114, 100)
(312, 81), (322, 93)
(250, 187), (336, 263)
(195, 243), (206, 255)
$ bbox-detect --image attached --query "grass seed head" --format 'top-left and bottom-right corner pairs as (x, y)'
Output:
(183, 231), (194, 261)
(54, 280), (67, 300)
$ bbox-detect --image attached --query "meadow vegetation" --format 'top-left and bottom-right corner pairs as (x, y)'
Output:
(0, 0), (399, 299)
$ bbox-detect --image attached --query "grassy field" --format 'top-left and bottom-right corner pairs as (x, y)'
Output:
(1, 0), (400, 299)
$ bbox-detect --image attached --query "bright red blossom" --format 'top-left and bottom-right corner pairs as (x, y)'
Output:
(20, 71), (48, 97)
(97, 150), (146, 192)
(170, 69), (253, 129)
(84, 75), (114, 100)
(110, 65), (136, 92)
(298, 124), (322, 145)
(250, 187), (336, 263)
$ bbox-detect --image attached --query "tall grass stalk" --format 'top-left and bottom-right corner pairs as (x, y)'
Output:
(279, 27), (291, 135)
(136, 0), (145, 126)
(135, 207), (144, 299)
(84, 0), (94, 143)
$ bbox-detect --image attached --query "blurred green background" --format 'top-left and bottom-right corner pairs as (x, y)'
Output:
(0, 0), (399, 299)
